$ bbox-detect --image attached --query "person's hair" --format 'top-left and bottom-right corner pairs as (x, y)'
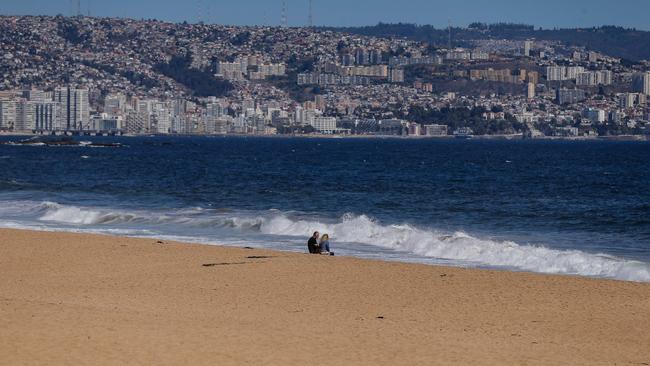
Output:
(321, 234), (329, 241)
(313, 231), (319, 236)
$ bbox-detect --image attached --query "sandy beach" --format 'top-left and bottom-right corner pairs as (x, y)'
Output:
(1, 228), (649, 365)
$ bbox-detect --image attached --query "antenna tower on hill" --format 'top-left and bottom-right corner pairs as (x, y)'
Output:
(448, 18), (452, 49)
(197, 0), (204, 23)
(281, 1), (288, 27)
(308, 0), (313, 27)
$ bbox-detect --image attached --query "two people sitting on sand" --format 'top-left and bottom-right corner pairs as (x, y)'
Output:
(307, 231), (334, 255)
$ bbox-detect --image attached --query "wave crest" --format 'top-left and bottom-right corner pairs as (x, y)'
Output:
(259, 213), (650, 282)
(39, 204), (139, 225)
(13, 201), (650, 282)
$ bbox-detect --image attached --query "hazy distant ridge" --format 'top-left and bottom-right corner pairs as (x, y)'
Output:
(325, 23), (650, 61)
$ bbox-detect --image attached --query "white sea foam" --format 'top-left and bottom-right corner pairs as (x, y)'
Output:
(38, 202), (141, 225)
(258, 213), (650, 282)
(2, 200), (648, 282)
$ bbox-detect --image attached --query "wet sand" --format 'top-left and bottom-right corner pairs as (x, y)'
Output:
(1, 228), (649, 365)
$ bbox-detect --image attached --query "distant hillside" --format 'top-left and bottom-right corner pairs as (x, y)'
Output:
(326, 23), (650, 61)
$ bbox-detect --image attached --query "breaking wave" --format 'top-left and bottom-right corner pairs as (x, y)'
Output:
(260, 214), (650, 282)
(2, 200), (649, 282)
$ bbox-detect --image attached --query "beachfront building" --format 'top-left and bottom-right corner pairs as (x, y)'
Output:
(0, 99), (16, 130)
(90, 115), (123, 131)
(408, 122), (421, 136)
(379, 119), (407, 135)
(423, 124), (448, 136)
(310, 116), (337, 134)
(14, 100), (36, 131)
(34, 102), (60, 131)
(53, 87), (90, 130)
(125, 110), (149, 134)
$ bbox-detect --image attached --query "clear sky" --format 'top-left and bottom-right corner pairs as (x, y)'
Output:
(1, 0), (648, 30)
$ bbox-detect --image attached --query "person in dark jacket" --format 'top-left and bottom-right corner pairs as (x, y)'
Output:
(307, 231), (320, 254)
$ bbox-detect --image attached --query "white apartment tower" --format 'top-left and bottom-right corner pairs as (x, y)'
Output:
(0, 100), (16, 130)
(54, 87), (90, 130)
(22, 90), (47, 103)
(632, 72), (650, 96)
(34, 102), (59, 131)
(125, 111), (148, 134)
(151, 102), (171, 134)
(527, 82), (536, 99)
(15, 100), (36, 131)
(546, 66), (565, 81)
(310, 116), (337, 134)
(524, 40), (532, 57)
(206, 102), (224, 119)
(104, 94), (127, 116)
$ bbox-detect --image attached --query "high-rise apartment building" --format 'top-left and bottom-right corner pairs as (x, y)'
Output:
(547, 66), (585, 81)
(34, 102), (59, 130)
(546, 66), (566, 81)
(619, 93), (635, 108)
(369, 49), (382, 65)
(104, 94), (127, 116)
(0, 100), (16, 130)
(527, 82), (536, 99)
(54, 87), (90, 130)
(354, 48), (369, 65)
(206, 102), (224, 119)
(151, 102), (171, 134)
(389, 68), (405, 83)
(314, 95), (326, 111)
(341, 53), (354, 66)
(632, 72), (650, 95)
(556, 88), (586, 105)
(125, 110), (148, 134)
(15, 100), (36, 131)
(22, 89), (47, 103)
(310, 116), (337, 133)
(565, 66), (585, 80)
(524, 40), (532, 57)
(576, 70), (613, 86)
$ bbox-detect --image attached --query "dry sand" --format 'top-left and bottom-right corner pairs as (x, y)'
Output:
(1, 228), (649, 365)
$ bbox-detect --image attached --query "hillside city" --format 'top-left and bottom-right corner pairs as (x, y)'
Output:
(1, 15), (650, 138)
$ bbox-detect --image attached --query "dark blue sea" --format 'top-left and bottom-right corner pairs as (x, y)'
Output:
(1, 136), (649, 281)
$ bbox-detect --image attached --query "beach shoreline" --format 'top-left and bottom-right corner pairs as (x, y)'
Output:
(1, 228), (649, 365)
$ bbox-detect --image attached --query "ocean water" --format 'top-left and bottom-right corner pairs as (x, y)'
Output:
(1, 136), (649, 282)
